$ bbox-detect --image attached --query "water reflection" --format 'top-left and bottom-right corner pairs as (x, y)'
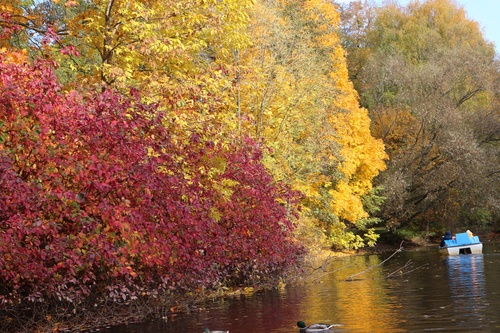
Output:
(445, 254), (487, 328)
(102, 244), (500, 333)
(325, 255), (403, 333)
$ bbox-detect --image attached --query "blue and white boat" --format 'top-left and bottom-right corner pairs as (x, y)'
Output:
(439, 231), (483, 255)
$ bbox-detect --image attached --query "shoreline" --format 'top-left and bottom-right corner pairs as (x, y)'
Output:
(6, 233), (498, 333)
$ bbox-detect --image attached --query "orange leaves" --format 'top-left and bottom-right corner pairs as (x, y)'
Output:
(64, 1), (79, 7)
(329, 104), (387, 224)
(0, 48), (28, 64)
(370, 106), (419, 154)
(332, 106), (386, 177)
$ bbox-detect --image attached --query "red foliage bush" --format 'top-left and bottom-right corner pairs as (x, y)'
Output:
(0, 55), (303, 306)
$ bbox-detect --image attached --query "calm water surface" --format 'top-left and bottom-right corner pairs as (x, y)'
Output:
(103, 241), (500, 333)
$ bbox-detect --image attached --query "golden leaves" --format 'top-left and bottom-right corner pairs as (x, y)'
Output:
(3, 0), (387, 248)
(241, 0), (386, 231)
(0, 48), (28, 64)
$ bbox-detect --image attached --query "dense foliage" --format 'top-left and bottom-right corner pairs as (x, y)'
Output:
(1, 0), (498, 330)
(239, 0), (386, 249)
(338, 0), (500, 233)
(0, 54), (303, 307)
(1, 0), (388, 251)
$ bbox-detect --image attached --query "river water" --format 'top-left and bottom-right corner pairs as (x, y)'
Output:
(103, 241), (500, 333)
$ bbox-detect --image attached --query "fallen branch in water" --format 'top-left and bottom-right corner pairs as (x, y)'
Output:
(345, 241), (404, 281)
(385, 261), (429, 279)
(301, 252), (360, 284)
(303, 254), (337, 273)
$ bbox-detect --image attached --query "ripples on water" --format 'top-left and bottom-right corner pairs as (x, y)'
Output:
(103, 242), (500, 333)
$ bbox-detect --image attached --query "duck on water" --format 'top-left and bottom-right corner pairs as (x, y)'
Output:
(297, 321), (340, 332)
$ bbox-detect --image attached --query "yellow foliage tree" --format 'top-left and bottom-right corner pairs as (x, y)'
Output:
(240, 0), (387, 248)
(2, 0), (253, 138)
(3, 0), (387, 249)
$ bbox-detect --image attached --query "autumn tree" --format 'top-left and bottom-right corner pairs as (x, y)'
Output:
(1, 0), (389, 254)
(339, 0), (500, 233)
(0, 53), (304, 332)
(239, 0), (386, 249)
(1, 0), (256, 150)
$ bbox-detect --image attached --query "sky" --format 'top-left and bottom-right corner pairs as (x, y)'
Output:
(456, 0), (500, 52)
(336, 0), (500, 53)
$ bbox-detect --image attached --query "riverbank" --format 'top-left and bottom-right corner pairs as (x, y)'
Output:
(1, 281), (288, 333)
(0, 253), (332, 332)
(8, 232), (498, 333)
(2, 270), (303, 333)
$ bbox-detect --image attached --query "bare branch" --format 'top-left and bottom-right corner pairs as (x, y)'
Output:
(345, 241), (404, 281)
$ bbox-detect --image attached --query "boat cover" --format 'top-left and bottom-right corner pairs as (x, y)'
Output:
(442, 232), (481, 247)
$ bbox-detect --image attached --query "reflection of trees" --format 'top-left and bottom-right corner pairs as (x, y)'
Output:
(299, 255), (402, 332)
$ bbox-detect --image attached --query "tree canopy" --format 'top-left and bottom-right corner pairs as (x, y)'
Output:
(339, 0), (500, 233)
(1, 2), (387, 324)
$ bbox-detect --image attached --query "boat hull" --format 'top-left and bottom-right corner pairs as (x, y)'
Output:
(439, 242), (483, 255)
